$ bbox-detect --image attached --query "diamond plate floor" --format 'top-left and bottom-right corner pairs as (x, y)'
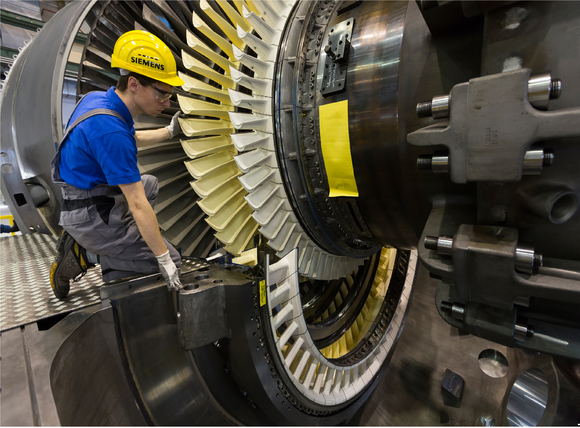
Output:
(0, 233), (103, 331)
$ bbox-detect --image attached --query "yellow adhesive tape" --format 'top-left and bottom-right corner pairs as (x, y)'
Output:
(259, 280), (266, 307)
(319, 100), (359, 197)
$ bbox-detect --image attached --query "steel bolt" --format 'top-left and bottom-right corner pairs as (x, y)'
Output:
(522, 149), (555, 175)
(440, 301), (466, 321)
(424, 235), (453, 255)
(324, 44), (337, 60)
(515, 244), (543, 275)
(416, 101), (433, 118)
(513, 318), (534, 341)
(416, 95), (450, 119)
(479, 415), (495, 426)
(528, 73), (562, 110)
(550, 79), (562, 99)
(424, 236), (439, 250)
(543, 149), (555, 167)
(417, 151), (449, 173)
(417, 155), (433, 170)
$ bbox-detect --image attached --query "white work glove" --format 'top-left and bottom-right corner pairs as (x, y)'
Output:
(156, 250), (183, 291)
(165, 112), (182, 139)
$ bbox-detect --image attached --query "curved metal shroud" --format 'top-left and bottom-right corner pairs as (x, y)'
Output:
(111, 264), (384, 425)
(1, 0), (98, 236)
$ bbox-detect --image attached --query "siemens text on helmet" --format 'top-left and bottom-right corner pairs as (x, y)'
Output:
(130, 56), (165, 70)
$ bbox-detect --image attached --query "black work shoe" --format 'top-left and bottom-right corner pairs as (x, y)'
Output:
(50, 230), (95, 299)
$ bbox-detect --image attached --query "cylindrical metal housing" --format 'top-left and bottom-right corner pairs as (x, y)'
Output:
(437, 236), (454, 256)
(515, 244), (540, 275)
(431, 95), (450, 119)
(528, 73), (561, 110)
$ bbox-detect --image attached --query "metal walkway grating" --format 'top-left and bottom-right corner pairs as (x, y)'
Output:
(0, 233), (103, 331)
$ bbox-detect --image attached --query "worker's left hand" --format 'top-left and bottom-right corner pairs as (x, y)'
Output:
(165, 111), (183, 139)
(156, 250), (183, 291)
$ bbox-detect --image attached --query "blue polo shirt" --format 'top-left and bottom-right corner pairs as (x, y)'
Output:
(59, 87), (141, 190)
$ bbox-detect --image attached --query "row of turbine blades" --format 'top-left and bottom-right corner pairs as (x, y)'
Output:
(264, 247), (410, 406)
(76, 0), (364, 278)
(176, 0), (364, 279)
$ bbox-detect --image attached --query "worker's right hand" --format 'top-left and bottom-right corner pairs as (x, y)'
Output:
(165, 111), (183, 139)
(156, 250), (183, 291)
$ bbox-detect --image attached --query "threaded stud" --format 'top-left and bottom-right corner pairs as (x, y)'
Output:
(424, 236), (439, 250)
(440, 301), (453, 314)
(417, 155), (433, 170)
(533, 253), (543, 274)
(543, 149), (554, 167)
(550, 79), (562, 100)
(416, 101), (433, 118)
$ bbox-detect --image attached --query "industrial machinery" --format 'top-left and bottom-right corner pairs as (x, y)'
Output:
(1, 0), (579, 425)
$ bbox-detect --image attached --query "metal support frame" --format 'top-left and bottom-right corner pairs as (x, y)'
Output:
(408, 68), (580, 183)
(178, 281), (229, 350)
(419, 204), (580, 359)
(0, 0), (98, 235)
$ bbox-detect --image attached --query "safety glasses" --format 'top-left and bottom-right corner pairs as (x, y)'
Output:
(138, 78), (173, 102)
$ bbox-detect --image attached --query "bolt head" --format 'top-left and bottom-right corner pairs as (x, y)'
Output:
(479, 415), (495, 426)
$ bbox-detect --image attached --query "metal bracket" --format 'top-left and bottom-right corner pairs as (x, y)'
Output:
(321, 17), (354, 96)
(407, 68), (580, 183)
(178, 283), (229, 350)
(176, 265), (252, 350)
(419, 206), (580, 309)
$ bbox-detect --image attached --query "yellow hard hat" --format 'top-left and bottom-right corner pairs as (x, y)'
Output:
(111, 30), (184, 87)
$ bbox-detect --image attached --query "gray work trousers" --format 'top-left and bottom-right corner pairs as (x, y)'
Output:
(59, 174), (181, 282)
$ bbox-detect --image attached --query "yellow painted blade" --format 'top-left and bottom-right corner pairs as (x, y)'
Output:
(192, 12), (235, 59)
(181, 135), (234, 159)
(179, 72), (232, 105)
(190, 163), (241, 198)
(200, 0), (246, 51)
(216, 0), (251, 33)
(182, 50), (235, 89)
(198, 179), (246, 216)
(244, 0), (261, 16)
(178, 118), (234, 138)
(215, 204), (254, 245)
(186, 30), (239, 72)
(185, 150), (236, 179)
(177, 94), (234, 120)
(205, 192), (248, 232)
(224, 217), (259, 256)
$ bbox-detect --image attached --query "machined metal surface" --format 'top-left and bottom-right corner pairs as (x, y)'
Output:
(49, 307), (148, 425)
(477, 349), (510, 379)
(1, 303), (108, 426)
(2, 0), (580, 425)
(0, 234), (103, 331)
(407, 68), (580, 183)
(420, 206), (580, 358)
(320, 17), (354, 96)
(178, 273), (231, 350)
(514, 244), (541, 275)
(114, 268), (249, 426)
(351, 265), (580, 426)
(441, 369), (464, 399)
(1, 263), (578, 427)
(506, 368), (549, 427)
(528, 73), (561, 111)
(431, 95), (451, 119)
(0, 0), (98, 236)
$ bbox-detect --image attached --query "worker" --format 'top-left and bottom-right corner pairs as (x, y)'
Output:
(49, 30), (185, 299)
